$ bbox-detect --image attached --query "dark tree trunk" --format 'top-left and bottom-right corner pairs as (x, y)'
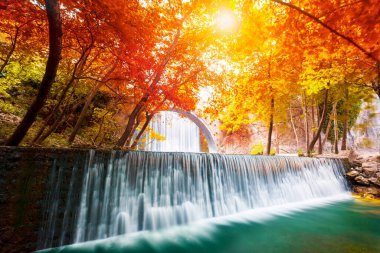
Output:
(6, 0), (62, 146)
(317, 105), (323, 154)
(266, 97), (274, 155)
(32, 77), (76, 143)
(116, 94), (149, 147)
(0, 27), (19, 73)
(308, 89), (329, 153)
(35, 100), (81, 144)
(322, 109), (333, 148)
(93, 111), (110, 145)
(68, 82), (102, 144)
(68, 59), (117, 144)
(130, 113), (155, 150)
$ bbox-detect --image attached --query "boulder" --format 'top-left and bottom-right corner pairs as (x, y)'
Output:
(362, 162), (377, 168)
(362, 166), (377, 177)
(366, 155), (380, 163)
(354, 176), (370, 186)
(346, 170), (359, 178)
(369, 178), (380, 187)
(350, 160), (362, 168)
(353, 186), (380, 198)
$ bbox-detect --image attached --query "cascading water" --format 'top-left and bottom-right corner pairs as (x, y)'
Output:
(38, 151), (349, 249)
(144, 111), (201, 152)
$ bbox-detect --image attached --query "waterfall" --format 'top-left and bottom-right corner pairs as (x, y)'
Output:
(38, 151), (349, 249)
(144, 111), (201, 152)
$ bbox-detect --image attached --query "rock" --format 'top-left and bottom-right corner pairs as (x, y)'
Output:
(350, 160), (362, 168)
(346, 170), (359, 178)
(354, 176), (370, 186)
(369, 178), (380, 187)
(354, 166), (363, 173)
(376, 172), (380, 178)
(362, 166), (377, 177)
(362, 162), (377, 168)
(353, 185), (380, 198)
(366, 155), (380, 163)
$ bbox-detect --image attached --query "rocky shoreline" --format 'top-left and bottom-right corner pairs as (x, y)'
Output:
(346, 153), (380, 199)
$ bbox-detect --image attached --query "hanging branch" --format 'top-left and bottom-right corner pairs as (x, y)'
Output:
(272, 0), (379, 63)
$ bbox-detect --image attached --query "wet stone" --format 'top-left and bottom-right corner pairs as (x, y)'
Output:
(346, 170), (359, 178)
(354, 176), (370, 186)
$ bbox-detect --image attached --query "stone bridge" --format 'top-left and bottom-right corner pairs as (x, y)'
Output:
(168, 108), (218, 153)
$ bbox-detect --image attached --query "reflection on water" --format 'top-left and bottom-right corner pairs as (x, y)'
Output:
(39, 199), (380, 253)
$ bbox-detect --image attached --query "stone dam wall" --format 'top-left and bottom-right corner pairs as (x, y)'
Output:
(0, 147), (373, 252)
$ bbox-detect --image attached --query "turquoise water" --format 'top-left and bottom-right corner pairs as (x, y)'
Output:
(39, 199), (380, 253)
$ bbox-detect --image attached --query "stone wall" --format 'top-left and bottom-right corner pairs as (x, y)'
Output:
(0, 147), (91, 253)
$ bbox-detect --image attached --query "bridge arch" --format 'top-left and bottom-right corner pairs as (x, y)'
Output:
(166, 108), (217, 153)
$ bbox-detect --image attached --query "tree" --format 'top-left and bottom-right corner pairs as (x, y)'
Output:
(6, 0), (62, 146)
(116, 0), (212, 148)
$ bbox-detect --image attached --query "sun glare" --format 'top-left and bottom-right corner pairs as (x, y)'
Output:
(215, 9), (237, 32)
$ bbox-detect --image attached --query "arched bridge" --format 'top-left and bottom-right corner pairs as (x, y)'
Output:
(167, 108), (217, 153)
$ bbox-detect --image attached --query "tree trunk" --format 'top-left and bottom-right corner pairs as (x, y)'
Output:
(322, 111), (333, 148)
(36, 100), (81, 144)
(289, 106), (299, 149)
(333, 102), (339, 154)
(341, 86), (349, 150)
(125, 115), (142, 148)
(68, 82), (102, 144)
(266, 97), (274, 155)
(308, 89), (329, 153)
(317, 104), (322, 154)
(32, 77), (76, 143)
(116, 93), (150, 147)
(130, 113), (155, 150)
(116, 29), (182, 148)
(275, 125), (280, 154)
(302, 91), (310, 154)
(0, 27), (19, 73)
(6, 0), (62, 146)
(311, 101), (316, 137)
(68, 57), (118, 144)
(93, 111), (110, 145)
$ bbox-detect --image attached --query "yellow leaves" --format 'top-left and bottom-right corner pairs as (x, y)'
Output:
(147, 127), (166, 141)
(298, 64), (345, 95)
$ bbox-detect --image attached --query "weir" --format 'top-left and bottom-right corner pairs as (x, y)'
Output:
(37, 151), (349, 249)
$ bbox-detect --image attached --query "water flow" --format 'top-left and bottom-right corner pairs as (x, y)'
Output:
(38, 152), (349, 249)
(144, 111), (201, 152)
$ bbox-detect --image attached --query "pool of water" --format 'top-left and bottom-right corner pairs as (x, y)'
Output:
(39, 198), (380, 253)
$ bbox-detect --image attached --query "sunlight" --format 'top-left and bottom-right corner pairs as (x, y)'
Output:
(215, 9), (237, 32)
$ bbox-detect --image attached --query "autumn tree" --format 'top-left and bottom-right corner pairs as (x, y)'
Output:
(6, 0), (62, 146)
(115, 0), (212, 148)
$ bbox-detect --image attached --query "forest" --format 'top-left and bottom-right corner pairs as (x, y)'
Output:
(0, 0), (379, 155)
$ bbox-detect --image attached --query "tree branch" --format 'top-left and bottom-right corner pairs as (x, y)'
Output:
(272, 0), (379, 63)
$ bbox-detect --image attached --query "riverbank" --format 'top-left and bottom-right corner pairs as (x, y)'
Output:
(346, 153), (380, 199)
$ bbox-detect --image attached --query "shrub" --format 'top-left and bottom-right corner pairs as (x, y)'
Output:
(297, 148), (304, 157)
(251, 142), (264, 155)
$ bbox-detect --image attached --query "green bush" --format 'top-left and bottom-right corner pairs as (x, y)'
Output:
(251, 142), (264, 155)
(297, 148), (304, 157)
